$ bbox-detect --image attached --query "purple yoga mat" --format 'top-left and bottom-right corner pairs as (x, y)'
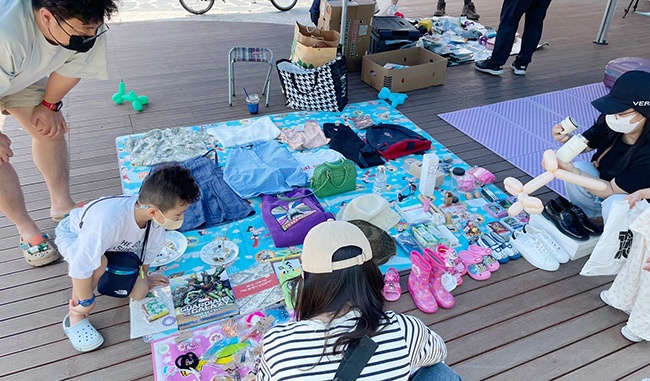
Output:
(439, 83), (609, 197)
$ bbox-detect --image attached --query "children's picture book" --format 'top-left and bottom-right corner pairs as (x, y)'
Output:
(228, 261), (284, 315)
(151, 304), (293, 381)
(169, 266), (238, 330)
(269, 255), (302, 309)
(129, 286), (178, 339)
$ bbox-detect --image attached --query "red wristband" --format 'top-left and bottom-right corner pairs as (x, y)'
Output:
(41, 99), (63, 112)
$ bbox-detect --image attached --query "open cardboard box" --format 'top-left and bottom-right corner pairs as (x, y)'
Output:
(361, 47), (447, 92)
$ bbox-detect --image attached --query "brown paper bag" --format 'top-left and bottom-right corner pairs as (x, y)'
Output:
(290, 21), (340, 69)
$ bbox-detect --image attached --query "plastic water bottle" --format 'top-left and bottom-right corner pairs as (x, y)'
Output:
(373, 166), (386, 194)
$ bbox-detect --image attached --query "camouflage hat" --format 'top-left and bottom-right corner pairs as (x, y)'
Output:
(348, 219), (397, 266)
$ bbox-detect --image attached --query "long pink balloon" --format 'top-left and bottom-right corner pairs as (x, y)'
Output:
(554, 169), (608, 191)
(523, 171), (555, 194)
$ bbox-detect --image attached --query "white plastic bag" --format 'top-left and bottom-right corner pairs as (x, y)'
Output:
(580, 199), (650, 276)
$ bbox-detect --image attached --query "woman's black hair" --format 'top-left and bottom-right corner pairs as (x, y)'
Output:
(138, 164), (200, 213)
(32, 0), (119, 23)
(294, 245), (388, 356)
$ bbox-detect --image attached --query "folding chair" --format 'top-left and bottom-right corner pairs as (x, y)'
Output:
(228, 47), (273, 107)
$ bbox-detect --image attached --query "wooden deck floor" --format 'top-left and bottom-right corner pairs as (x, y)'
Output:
(1, 0), (649, 379)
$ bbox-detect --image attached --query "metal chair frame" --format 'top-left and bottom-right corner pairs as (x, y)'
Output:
(228, 47), (273, 107)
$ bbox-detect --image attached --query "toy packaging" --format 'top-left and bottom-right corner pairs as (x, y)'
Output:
(130, 286), (178, 339)
(151, 304), (291, 381)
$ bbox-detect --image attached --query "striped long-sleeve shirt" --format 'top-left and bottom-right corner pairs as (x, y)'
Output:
(257, 310), (447, 381)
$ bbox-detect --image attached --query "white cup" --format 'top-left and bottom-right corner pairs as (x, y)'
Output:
(560, 116), (578, 135)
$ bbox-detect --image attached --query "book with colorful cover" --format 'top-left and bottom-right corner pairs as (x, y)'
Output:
(228, 261), (284, 314)
(169, 266), (238, 330)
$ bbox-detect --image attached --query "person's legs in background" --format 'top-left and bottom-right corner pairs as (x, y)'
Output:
(410, 362), (462, 381)
(434, 0), (446, 16)
(461, 0), (480, 20)
(511, 0), (552, 74)
(475, 0), (531, 75)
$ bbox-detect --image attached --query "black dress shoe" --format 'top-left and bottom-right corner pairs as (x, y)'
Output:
(556, 196), (603, 236)
(542, 199), (590, 241)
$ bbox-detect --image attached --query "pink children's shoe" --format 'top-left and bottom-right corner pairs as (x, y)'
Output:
(408, 251), (438, 313)
(469, 244), (499, 272)
(423, 248), (455, 309)
(382, 267), (402, 302)
(459, 249), (491, 281)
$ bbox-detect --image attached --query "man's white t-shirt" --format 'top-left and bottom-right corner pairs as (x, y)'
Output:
(0, 0), (109, 97)
(55, 196), (166, 279)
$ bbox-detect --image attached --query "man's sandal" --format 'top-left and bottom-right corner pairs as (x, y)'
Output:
(20, 233), (60, 267)
(62, 314), (104, 352)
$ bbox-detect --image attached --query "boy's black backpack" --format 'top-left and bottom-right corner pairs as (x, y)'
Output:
(364, 123), (432, 159)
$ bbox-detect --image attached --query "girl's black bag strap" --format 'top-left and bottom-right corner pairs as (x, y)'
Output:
(333, 335), (378, 381)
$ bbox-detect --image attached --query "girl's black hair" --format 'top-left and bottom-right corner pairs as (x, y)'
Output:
(32, 0), (119, 23)
(294, 245), (388, 356)
(139, 164), (200, 213)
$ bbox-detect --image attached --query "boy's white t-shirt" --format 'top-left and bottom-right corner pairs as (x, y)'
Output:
(56, 196), (166, 279)
(0, 0), (109, 97)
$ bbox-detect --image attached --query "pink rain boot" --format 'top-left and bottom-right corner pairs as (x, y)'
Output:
(423, 248), (456, 309)
(408, 251), (438, 313)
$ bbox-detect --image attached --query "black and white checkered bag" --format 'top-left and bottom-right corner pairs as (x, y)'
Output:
(276, 56), (348, 112)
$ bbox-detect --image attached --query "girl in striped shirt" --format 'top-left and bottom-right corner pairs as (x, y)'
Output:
(258, 220), (461, 381)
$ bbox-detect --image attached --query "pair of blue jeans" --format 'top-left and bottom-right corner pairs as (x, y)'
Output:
(410, 363), (462, 381)
(563, 161), (626, 221)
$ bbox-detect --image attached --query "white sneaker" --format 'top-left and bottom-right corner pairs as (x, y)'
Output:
(511, 230), (560, 271)
(524, 224), (571, 263)
(621, 325), (644, 342)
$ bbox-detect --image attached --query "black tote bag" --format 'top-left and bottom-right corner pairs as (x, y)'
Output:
(276, 56), (348, 112)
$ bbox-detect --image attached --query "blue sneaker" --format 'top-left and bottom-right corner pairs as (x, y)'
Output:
(475, 59), (503, 75)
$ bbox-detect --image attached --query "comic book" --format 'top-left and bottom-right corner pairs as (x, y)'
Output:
(228, 261), (284, 315)
(169, 266), (238, 330)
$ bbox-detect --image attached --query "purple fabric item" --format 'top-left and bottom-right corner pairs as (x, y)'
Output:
(261, 188), (335, 248)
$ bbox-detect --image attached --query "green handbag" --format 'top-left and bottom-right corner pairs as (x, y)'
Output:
(310, 158), (357, 198)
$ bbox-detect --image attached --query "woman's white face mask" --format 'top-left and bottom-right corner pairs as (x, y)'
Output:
(605, 112), (643, 134)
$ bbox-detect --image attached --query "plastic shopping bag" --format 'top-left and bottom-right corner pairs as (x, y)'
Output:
(580, 199), (650, 276)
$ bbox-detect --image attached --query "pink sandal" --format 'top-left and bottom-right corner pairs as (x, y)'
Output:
(459, 249), (491, 281)
(382, 267), (401, 302)
(469, 244), (499, 272)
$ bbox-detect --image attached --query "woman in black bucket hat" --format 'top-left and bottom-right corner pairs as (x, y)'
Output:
(549, 70), (650, 223)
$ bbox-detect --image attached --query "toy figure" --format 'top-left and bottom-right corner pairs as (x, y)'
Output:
(503, 150), (607, 216)
(112, 80), (149, 112)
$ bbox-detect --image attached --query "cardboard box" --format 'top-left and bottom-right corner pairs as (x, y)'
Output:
(318, 0), (375, 71)
(361, 47), (447, 92)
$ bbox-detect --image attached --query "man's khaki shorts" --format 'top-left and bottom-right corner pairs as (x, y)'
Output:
(0, 78), (47, 124)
